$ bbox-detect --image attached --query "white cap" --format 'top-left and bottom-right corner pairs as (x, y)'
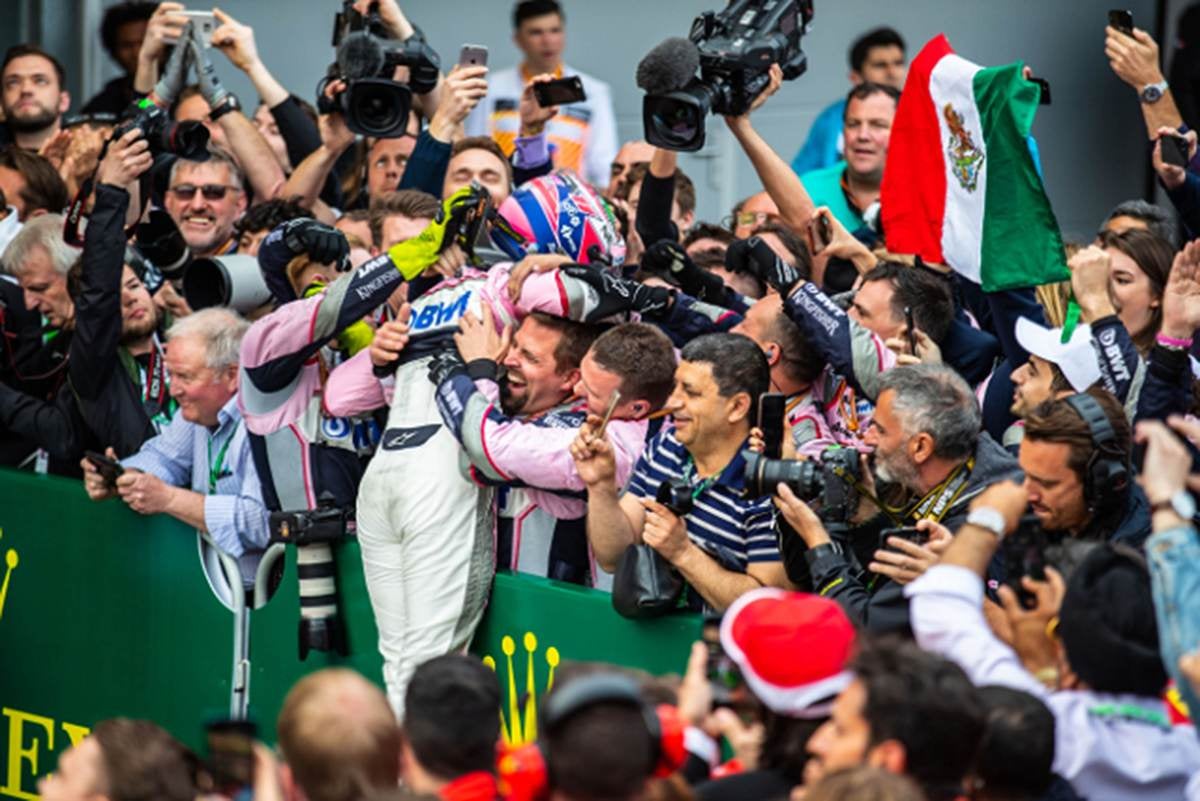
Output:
(1015, 317), (1101, 392)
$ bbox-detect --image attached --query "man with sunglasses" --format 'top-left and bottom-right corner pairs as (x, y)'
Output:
(163, 148), (246, 258)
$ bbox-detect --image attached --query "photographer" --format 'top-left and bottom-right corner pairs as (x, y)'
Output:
(162, 148), (246, 259)
(1, 127), (175, 463)
(906, 480), (1199, 799)
(574, 333), (788, 612)
(775, 365), (1021, 633)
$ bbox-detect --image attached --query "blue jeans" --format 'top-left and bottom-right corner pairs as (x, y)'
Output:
(1147, 524), (1200, 733)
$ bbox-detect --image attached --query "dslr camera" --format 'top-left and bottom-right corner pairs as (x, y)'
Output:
(317, 0), (440, 137)
(743, 445), (861, 524)
(641, 0), (813, 151)
(114, 98), (209, 159)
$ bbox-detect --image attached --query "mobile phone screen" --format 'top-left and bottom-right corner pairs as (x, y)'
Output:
(1109, 9), (1134, 35)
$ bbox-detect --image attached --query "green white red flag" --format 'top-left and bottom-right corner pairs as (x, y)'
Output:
(881, 34), (1069, 291)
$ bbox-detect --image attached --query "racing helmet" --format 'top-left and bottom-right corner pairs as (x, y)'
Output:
(490, 171), (626, 269)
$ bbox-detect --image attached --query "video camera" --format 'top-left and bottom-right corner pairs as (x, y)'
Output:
(317, 0), (440, 138)
(637, 0), (814, 151)
(743, 445), (861, 525)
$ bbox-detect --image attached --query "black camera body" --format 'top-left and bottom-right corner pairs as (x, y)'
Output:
(318, 1), (441, 138)
(269, 503), (353, 545)
(743, 445), (861, 524)
(643, 0), (813, 151)
(656, 479), (695, 517)
(115, 99), (209, 159)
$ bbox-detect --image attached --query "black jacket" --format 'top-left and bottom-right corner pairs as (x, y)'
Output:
(0, 185), (162, 462)
(784, 433), (1022, 634)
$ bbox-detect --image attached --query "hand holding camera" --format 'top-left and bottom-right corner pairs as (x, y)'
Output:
(867, 520), (951, 585)
(95, 127), (154, 191)
(521, 73), (560, 136)
(139, 2), (189, 69)
(641, 496), (691, 563)
(1104, 17), (1164, 91)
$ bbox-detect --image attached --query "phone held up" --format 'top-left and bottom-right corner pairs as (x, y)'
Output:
(532, 76), (587, 108)
(203, 719), (257, 796)
(757, 392), (786, 460)
(1161, 132), (1191, 168)
(458, 44), (488, 69)
(1108, 9), (1134, 36)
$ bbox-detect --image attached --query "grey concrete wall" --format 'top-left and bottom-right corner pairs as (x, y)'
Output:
(78, 0), (1159, 240)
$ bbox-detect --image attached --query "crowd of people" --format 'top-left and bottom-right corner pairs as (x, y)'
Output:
(4, 0), (1200, 799)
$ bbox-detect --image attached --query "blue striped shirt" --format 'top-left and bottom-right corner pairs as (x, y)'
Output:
(123, 395), (269, 579)
(625, 424), (779, 570)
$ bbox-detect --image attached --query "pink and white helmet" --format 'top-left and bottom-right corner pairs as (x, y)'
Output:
(490, 171), (626, 269)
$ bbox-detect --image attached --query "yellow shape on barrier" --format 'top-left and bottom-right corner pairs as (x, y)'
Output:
(484, 630), (562, 747)
(0, 528), (18, 622)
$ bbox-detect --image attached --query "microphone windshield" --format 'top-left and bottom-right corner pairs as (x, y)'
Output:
(337, 31), (385, 79)
(636, 37), (700, 95)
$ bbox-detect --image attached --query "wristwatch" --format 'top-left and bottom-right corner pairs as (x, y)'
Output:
(1150, 489), (1197, 520)
(209, 93), (242, 121)
(1141, 80), (1169, 104)
(965, 507), (1008, 538)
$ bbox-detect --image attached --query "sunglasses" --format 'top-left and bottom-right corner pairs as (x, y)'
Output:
(169, 184), (239, 201)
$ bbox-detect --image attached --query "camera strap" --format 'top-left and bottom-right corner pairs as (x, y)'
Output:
(829, 456), (974, 527)
(907, 457), (974, 523)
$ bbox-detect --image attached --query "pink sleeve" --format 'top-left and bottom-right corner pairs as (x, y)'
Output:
(479, 264), (572, 331)
(238, 297), (326, 435)
(323, 348), (391, 418)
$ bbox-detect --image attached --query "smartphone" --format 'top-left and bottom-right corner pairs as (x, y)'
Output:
(458, 44), (488, 69)
(85, 450), (125, 487)
(1028, 76), (1051, 106)
(877, 526), (928, 555)
(701, 614), (740, 709)
(757, 392), (786, 460)
(810, 212), (832, 253)
(595, 389), (622, 438)
(205, 719), (256, 793)
(1109, 9), (1134, 36)
(1001, 515), (1047, 610)
(532, 76), (587, 108)
(1162, 133), (1190, 168)
(904, 306), (918, 356)
(165, 10), (215, 47)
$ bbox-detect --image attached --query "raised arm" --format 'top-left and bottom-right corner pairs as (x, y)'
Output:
(1105, 24), (1184, 139)
(189, 30), (286, 200)
(724, 64), (816, 234)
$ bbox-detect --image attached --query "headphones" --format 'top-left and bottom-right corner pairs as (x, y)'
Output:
(497, 674), (686, 801)
(1064, 394), (1130, 508)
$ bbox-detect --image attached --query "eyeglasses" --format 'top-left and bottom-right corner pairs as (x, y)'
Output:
(735, 211), (778, 229)
(169, 184), (240, 201)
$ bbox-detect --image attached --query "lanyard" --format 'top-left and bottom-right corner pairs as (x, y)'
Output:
(831, 457), (975, 528)
(682, 456), (720, 500)
(1088, 703), (1170, 731)
(206, 422), (238, 495)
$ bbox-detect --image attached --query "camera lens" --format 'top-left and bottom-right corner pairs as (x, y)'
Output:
(643, 91), (708, 152)
(743, 452), (819, 499)
(346, 78), (413, 138)
(165, 120), (211, 160)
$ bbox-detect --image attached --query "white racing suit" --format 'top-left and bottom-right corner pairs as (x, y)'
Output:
(323, 262), (619, 715)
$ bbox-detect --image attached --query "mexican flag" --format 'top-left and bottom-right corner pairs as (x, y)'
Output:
(880, 35), (1068, 291)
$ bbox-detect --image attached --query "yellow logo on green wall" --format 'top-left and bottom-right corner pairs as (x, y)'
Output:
(483, 632), (560, 747)
(0, 529), (18, 622)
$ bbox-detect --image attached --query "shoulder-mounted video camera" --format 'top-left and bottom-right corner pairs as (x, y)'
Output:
(316, 0), (441, 138)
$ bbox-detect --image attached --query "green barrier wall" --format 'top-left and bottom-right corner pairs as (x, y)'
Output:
(0, 470), (700, 799)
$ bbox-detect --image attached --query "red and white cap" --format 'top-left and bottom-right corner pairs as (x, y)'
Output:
(719, 588), (856, 717)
